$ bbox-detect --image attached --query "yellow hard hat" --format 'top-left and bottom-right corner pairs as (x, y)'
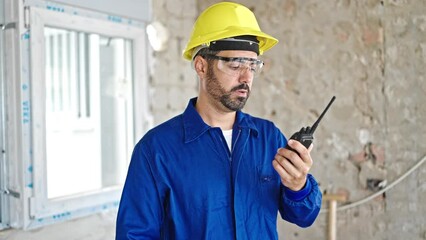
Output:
(182, 2), (278, 61)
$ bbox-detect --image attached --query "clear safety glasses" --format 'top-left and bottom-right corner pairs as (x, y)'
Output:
(202, 54), (264, 77)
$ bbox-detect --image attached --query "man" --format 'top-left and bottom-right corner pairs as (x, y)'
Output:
(116, 2), (322, 239)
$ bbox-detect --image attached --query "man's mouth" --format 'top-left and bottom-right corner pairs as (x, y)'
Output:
(235, 89), (248, 97)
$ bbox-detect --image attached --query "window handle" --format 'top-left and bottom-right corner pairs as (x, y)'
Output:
(0, 22), (16, 30)
(2, 188), (20, 198)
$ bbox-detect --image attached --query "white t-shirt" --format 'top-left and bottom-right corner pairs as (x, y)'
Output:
(222, 129), (233, 151)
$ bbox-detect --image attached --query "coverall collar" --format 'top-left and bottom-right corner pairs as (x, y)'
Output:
(183, 97), (258, 143)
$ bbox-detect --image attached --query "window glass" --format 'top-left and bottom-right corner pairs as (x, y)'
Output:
(44, 27), (133, 199)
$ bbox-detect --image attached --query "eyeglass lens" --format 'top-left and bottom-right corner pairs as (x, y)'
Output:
(204, 54), (264, 77)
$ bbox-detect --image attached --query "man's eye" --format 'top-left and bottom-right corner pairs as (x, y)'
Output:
(249, 63), (257, 72)
(227, 62), (241, 70)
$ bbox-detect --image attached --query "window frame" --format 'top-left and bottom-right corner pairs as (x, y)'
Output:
(18, 7), (150, 229)
(0, 1), (9, 230)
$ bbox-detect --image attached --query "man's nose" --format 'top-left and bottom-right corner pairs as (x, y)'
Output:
(238, 66), (254, 83)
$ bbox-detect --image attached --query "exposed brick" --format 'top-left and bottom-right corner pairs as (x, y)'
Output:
(149, 0), (426, 239)
(362, 26), (384, 46)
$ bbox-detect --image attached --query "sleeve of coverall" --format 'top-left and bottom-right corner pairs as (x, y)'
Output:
(279, 174), (322, 227)
(116, 141), (163, 239)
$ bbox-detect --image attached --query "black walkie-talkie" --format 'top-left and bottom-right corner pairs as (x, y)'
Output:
(286, 96), (336, 150)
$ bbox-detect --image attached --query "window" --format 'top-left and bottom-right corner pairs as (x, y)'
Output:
(44, 27), (133, 199)
(2, 7), (151, 229)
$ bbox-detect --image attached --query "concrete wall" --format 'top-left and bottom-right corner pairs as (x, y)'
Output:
(2, 0), (425, 239)
(150, 0), (426, 239)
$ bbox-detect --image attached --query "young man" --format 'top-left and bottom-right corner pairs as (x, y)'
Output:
(116, 2), (322, 239)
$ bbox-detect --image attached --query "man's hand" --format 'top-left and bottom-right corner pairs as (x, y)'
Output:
(272, 139), (314, 191)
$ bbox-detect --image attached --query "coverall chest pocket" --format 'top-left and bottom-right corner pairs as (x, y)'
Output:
(257, 165), (279, 192)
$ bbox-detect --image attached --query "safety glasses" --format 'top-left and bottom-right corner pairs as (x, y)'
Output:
(202, 54), (264, 77)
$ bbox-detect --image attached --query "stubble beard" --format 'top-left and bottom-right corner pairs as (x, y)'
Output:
(205, 64), (250, 112)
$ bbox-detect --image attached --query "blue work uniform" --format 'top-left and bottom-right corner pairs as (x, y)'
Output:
(116, 98), (322, 240)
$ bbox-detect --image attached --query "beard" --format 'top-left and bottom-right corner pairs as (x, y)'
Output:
(205, 64), (250, 111)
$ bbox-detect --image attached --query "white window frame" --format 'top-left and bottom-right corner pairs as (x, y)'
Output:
(14, 7), (151, 229)
(0, 6), (9, 230)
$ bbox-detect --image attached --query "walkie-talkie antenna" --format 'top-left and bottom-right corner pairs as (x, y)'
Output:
(309, 96), (336, 134)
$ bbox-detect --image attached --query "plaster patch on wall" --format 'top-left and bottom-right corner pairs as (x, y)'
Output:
(349, 142), (387, 192)
(358, 128), (370, 145)
(326, 133), (347, 159)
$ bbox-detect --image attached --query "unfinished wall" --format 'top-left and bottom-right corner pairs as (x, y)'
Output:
(2, 0), (425, 239)
(151, 0), (426, 239)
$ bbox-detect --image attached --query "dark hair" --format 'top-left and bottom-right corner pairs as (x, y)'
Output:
(194, 48), (219, 63)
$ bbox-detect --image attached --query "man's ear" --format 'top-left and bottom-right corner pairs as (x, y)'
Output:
(193, 55), (208, 77)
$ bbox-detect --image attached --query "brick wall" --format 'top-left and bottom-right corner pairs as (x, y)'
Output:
(151, 0), (426, 239)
